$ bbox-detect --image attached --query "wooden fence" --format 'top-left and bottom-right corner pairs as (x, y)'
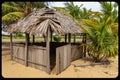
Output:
(71, 45), (83, 61)
(13, 44), (47, 72)
(56, 44), (71, 74)
(12, 43), (84, 74)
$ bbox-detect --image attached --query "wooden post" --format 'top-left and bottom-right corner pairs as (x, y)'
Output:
(74, 34), (76, 43)
(33, 35), (35, 44)
(46, 28), (50, 74)
(25, 33), (29, 66)
(81, 33), (84, 43)
(27, 34), (30, 43)
(68, 33), (71, 43)
(43, 35), (46, 42)
(84, 33), (87, 57)
(10, 33), (13, 60)
(65, 34), (67, 43)
(50, 31), (52, 42)
(82, 33), (87, 58)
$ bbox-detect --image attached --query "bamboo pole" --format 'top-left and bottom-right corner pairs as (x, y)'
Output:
(46, 27), (50, 74)
(25, 33), (29, 66)
(10, 33), (13, 60)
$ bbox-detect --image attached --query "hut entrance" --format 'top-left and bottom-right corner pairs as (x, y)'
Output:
(56, 44), (71, 74)
(49, 42), (84, 74)
(50, 42), (70, 74)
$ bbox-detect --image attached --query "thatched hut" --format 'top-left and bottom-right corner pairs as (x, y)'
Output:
(3, 7), (86, 74)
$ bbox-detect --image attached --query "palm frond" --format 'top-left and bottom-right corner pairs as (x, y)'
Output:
(2, 3), (19, 16)
(2, 12), (24, 24)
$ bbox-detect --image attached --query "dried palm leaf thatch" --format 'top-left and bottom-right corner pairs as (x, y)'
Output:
(3, 7), (83, 36)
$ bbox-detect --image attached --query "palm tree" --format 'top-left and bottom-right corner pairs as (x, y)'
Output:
(2, 2), (24, 25)
(99, 2), (118, 22)
(64, 2), (118, 62)
(64, 2), (83, 19)
(99, 2), (118, 36)
(2, 2), (47, 38)
(79, 16), (118, 62)
(2, 2), (47, 25)
(77, 2), (118, 62)
(64, 2), (103, 20)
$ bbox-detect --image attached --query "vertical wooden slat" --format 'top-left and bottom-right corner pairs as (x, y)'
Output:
(46, 27), (50, 74)
(60, 47), (64, 71)
(69, 44), (71, 65)
(56, 44), (71, 74)
(82, 33), (87, 58)
(56, 48), (60, 74)
(10, 33), (13, 60)
(84, 33), (87, 57)
(25, 33), (29, 66)
(64, 46), (67, 69)
(44, 50), (47, 71)
(82, 34), (84, 58)
(42, 50), (44, 71)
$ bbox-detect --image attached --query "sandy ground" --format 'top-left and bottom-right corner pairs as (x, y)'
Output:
(2, 45), (118, 78)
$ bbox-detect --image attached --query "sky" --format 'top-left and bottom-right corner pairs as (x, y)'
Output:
(49, 2), (102, 11)
(49, 1), (118, 12)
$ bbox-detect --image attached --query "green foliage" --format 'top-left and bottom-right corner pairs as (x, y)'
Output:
(2, 2), (46, 25)
(32, 2), (46, 8)
(99, 2), (118, 23)
(64, 2), (83, 19)
(2, 2), (24, 24)
(63, 2), (118, 62)
(2, 3), (19, 16)
(2, 36), (10, 39)
(16, 32), (24, 37)
(53, 35), (61, 42)
(80, 16), (118, 62)
(2, 12), (24, 24)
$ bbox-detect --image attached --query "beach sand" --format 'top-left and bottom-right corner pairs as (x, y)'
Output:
(2, 45), (118, 78)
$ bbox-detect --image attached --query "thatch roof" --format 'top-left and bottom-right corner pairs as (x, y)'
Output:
(3, 7), (83, 36)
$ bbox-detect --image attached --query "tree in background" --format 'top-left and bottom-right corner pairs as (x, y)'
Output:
(2, 2), (46, 37)
(64, 2), (118, 62)
(2, 2), (46, 25)
(99, 2), (118, 37)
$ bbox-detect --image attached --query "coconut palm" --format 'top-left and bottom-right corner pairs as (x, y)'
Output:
(79, 2), (118, 62)
(64, 2), (83, 19)
(2, 2), (47, 38)
(2, 2), (24, 25)
(80, 16), (118, 62)
(64, 2), (103, 20)
(64, 2), (118, 62)
(99, 2), (118, 36)
(99, 2), (118, 22)
(2, 2), (46, 25)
